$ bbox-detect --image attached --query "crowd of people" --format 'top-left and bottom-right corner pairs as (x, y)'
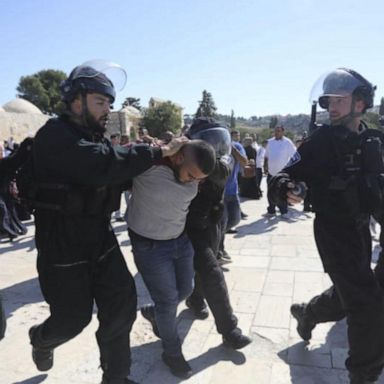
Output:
(1, 62), (384, 384)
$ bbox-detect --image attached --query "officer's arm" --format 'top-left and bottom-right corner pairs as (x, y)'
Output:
(268, 139), (314, 207)
(34, 129), (187, 186)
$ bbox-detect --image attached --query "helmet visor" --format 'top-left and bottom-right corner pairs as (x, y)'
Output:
(189, 127), (231, 157)
(77, 59), (127, 91)
(309, 69), (366, 104)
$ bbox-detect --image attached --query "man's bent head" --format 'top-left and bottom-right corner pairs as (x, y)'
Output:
(171, 140), (216, 183)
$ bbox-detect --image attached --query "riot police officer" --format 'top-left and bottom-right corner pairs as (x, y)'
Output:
(28, 60), (185, 384)
(268, 68), (384, 384)
(185, 118), (252, 349)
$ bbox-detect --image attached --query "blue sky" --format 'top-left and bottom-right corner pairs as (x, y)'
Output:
(1, 0), (383, 117)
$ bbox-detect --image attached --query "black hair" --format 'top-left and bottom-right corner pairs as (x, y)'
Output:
(183, 140), (216, 176)
(231, 130), (240, 135)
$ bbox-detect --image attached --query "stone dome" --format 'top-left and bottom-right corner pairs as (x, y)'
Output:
(120, 105), (142, 117)
(3, 98), (43, 114)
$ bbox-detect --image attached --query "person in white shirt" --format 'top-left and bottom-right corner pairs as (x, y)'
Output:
(264, 126), (296, 217)
(256, 140), (267, 196)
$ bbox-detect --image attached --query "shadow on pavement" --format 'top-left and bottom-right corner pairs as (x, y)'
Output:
(0, 235), (35, 254)
(188, 344), (246, 374)
(1, 278), (43, 319)
(131, 340), (246, 384)
(277, 320), (348, 383)
(12, 374), (47, 384)
(234, 216), (279, 237)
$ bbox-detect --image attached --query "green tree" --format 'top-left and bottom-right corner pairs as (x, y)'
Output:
(122, 97), (142, 110)
(230, 109), (236, 129)
(17, 69), (67, 115)
(363, 112), (380, 129)
(195, 90), (217, 118)
(142, 101), (182, 138)
(269, 116), (278, 129)
(379, 97), (384, 116)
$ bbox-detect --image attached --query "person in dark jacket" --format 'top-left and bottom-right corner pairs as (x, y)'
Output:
(27, 60), (186, 384)
(268, 68), (384, 384)
(185, 118), (252, 349)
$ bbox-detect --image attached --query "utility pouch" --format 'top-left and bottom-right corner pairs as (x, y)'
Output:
(361, 137), (384, 214)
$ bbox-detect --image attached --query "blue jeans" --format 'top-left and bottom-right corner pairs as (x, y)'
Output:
(224, 194), (241, 230)
(129, 230), (194, 356)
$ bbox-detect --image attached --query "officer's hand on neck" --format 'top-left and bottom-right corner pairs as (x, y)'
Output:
(161, 136), (189, 158)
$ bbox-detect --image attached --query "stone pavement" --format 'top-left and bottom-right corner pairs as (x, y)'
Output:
(0, 188), (383, 384)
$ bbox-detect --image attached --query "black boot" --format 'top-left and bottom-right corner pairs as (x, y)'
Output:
(162, 352), (192, 378)
(186, 298), (209, 320)
(223, 328), (252, 349)
(29, 325), (54, 371)
(349, 372), (377, 384)
(290, 303), (316, 341)
(101, 375), (139, 384)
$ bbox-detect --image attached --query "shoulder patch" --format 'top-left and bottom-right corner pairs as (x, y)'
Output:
(285, 151), (301, 168)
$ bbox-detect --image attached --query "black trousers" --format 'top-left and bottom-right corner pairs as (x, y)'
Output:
(306, 215), (384, 380)
(0, 293), (5, 340)
(187, 223), (238, 337)
(32, 217), (137, 380)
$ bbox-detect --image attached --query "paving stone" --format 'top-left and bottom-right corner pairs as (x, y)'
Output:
(253, 296), (292, 328)
(231, 255), (270, 269)
(226, 268), (266, 292)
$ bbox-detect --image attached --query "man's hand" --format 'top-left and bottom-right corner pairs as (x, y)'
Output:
(161, 136), (189, 157)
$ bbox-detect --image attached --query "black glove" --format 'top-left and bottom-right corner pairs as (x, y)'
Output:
(267, 173), (292, 207)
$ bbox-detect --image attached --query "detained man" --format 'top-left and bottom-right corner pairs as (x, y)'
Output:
(126, 140), (216, 378)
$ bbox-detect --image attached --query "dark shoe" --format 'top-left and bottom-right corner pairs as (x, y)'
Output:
(290, 303), (316, 341)
(240, 211), (248, 219)
(349, 373), (377, 384)
(186, 298), (209, 320)
(101, 376), (139, 384)
(217, 255), (232, 266)
(29, 325), (54, 372)
(162, 352), (192, 378)
(115, 217), (125, 222)
(141, 304), (160, 338)
(226, 228), (238, 234)
(223, 328), (252, 349)
(220, 250), (232, 261)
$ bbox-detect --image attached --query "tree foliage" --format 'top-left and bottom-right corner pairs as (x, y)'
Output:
(17, 69), (67, 115)
(122, 97), (142, 110)
(195, 90), (217, 118)
(142, 101), (182, 138)
(269, 116), (278, 129)
(363, 111), (380, 129)
(379, 97), (384, 116)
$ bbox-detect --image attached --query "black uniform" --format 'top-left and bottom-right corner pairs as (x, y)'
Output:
(269, 124), (384, 381)
(30, 116), (162, 380)
(186, 159), (238, 337)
